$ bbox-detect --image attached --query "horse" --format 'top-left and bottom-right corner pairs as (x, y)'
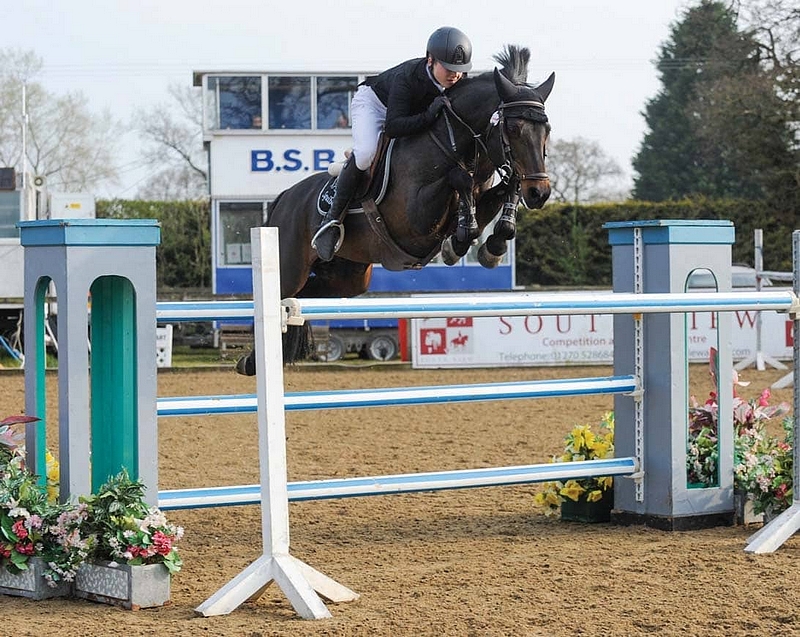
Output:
(237, 45), (554, 374)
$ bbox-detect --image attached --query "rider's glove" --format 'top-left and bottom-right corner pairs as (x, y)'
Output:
(427, 95), (451, 119)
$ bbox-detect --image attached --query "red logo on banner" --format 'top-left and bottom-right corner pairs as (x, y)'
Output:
(420, 328), (447, 355)
(447, 317), (473, 328)
(450, 331), (469, 349)
(787, 320), (795, 347)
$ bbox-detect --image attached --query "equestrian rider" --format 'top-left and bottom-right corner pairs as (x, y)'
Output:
(311, 26), (473, 262)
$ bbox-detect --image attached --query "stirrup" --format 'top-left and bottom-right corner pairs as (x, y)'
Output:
(311, 219), (345, 253)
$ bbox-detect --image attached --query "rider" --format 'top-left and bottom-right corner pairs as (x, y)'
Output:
(311, 26), (473, 262)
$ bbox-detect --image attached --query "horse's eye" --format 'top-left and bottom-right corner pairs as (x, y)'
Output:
(506, 120), (523, 137)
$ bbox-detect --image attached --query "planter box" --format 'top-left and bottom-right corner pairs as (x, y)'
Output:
(0, 557), (70, 600)
(560, 491), (613, 523)
(74, 560), (171, 610)
(734, 491), (764, 526)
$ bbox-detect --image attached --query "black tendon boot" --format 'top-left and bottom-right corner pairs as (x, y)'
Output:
(312, 158), (365, 261)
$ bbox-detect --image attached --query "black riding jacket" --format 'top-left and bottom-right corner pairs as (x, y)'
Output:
(363, 58), (443, 139)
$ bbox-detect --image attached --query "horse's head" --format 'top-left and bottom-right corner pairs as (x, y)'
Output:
(492, 68), (554, 210)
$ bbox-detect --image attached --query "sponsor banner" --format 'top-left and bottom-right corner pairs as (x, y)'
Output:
(411, 309), (794, 369)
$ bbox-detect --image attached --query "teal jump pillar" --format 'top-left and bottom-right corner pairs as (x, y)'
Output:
(605, 219), (735, 530)
(20, 219), (161, 505)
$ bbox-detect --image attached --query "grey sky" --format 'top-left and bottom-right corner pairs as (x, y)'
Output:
(3, 0), (691, 198)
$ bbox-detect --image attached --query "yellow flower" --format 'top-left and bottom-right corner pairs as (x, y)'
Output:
(590, 440), (611, 459)
(544, 491), (561, 507)
(559, 480), (586, 502)
(586, 489), (605, 503)
(46, 450), (60, 503)
(596, 476), (613, 490)
(569, 426), (590, 451)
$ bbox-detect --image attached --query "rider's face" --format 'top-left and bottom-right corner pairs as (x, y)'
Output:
(431, 60), (463, 88)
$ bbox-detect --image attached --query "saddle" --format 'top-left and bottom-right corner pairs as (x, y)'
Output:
(315, 135), (442, 271)
(316, 134), (393, 216)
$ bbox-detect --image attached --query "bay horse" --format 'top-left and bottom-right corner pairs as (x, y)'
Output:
(237, 45), (554, 374)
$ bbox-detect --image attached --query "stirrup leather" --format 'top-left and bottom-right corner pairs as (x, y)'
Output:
(311, 219), (346, 253)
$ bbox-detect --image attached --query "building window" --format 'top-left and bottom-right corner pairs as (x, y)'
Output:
(207, 76), (262, 130)
(316, 76), (357, 129)
(218, 202), (266, 265)
(0, 192), (20, 239)
(268, 76), (311, 130)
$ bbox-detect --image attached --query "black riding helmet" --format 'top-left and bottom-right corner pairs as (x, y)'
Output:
(426, 26), (472, 73)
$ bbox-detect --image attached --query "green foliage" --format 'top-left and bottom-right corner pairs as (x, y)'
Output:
(96, 199), (211, 289)
(80, 469), (183, 574)
(514, 199), (794, 287)
(631, 1), (799, 222)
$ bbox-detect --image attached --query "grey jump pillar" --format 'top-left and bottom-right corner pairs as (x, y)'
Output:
(605, 219), (734, 530)
(20, 219), (161, 505)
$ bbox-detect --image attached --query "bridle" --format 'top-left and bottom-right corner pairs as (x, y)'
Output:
(431, 96), (550, 186)
(490, 99), (550, 184)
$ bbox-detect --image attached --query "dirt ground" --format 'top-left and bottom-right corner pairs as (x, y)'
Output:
(0, 363), (796, 637)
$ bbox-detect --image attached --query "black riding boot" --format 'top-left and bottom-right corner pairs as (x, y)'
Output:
(312, 158), (365, 261)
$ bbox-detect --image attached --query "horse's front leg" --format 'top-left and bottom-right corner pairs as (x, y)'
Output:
(440, 167), (478, 264)
(475, 178), (520, 269)
(492, 176), (520, 241)
(449, 167), (479, 245)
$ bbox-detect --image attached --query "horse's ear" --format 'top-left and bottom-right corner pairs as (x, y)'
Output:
(536, 72), (556, 103)
(493, 67), (517, 101)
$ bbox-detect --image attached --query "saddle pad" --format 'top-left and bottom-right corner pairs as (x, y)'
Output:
(316, 139), (395, 216)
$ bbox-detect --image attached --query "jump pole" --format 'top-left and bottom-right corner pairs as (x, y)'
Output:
(195, 227), (358, 620)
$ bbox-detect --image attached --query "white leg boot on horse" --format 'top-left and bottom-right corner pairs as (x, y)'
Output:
(312, 157), (365, 262)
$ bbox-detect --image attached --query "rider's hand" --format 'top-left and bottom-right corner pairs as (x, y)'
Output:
(427, 95), (451, 118)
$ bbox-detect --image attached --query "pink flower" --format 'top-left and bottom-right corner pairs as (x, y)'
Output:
(15, 542), (35, 555)
(152, 530), (173, 556)
(12, 519), (28, 539)
(758, 389), (771, 407)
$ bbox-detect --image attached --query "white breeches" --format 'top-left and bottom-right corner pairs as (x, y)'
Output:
(350, 85), (386, 171)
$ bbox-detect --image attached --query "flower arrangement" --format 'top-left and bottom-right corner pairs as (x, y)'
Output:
(81, 469), (183, 574)
(1, 415), (183, 591)
(534, 411), (615, 517)
(687, 351), (792, 516)
(0, 454), (93, 588)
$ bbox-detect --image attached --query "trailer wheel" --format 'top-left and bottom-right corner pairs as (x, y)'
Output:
(323, 334), (345, 362)
(366, 334), (398, 361)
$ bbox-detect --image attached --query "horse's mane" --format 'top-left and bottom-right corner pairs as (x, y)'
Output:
(493, 45), (530, 84)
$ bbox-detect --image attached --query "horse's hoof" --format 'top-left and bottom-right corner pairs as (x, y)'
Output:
(235, 353), (256, 376)
(493, 219), (516, 241)
(477, 242), (504, 269)
(440, 236), (461, 266)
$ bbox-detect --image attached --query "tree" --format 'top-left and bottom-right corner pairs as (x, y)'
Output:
(632, 1), (765, 201)
(548, 137), (625, 204)
(133, 83), (208, 200)
(0, 48), (120, 192)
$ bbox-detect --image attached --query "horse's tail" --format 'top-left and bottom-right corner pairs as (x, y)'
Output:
(283, 323), (315, 364)
(235, 323), (315, 376)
